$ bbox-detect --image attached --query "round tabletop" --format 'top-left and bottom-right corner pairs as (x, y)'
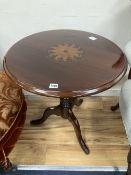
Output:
(4, 30), (127, 98)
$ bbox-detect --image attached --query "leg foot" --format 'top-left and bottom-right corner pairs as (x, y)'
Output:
(111, 103), (119, 111)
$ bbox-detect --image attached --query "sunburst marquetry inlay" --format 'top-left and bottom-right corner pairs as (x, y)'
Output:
(48, 43), (83, 61)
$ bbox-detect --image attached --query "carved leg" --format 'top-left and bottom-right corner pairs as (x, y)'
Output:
(30, 105), (61, 125)
(111, 103), (119, 111)
(127, 147), (131, 175)
(67, 109), (89, 154)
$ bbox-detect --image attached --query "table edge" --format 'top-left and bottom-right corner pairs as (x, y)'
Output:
(3, 58), (128, 98)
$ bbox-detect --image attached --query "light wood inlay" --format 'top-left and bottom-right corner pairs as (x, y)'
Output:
(9, 96), (129, 166)
(48, 43), (83, 61)
(4, 30), (127, 97)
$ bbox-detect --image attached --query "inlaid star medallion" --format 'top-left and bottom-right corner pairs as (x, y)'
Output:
(48, 43), (83, 61)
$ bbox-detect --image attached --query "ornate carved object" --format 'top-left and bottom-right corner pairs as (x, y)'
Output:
(0, 71), (27, 172)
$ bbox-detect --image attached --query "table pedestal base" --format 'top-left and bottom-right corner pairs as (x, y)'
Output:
(30, 98), (89, 154)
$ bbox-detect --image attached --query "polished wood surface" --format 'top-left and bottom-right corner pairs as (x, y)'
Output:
(9, 96), (129, 166)
(4, 30), (127, 98)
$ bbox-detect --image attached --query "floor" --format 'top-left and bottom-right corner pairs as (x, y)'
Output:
(9, 95), (129, 167)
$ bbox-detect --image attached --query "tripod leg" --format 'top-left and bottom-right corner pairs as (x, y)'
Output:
(67, 109), (89, 154)
(30, 105), (61, 125)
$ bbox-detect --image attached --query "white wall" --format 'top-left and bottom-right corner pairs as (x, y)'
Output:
(0, 0), (131, 70)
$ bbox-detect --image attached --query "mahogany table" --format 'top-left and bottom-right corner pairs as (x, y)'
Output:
(3, 30), (127, 154)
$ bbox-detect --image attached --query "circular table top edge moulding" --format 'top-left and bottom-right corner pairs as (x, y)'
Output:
(3, 58), (127, 98)
(3, 29), (128, 98)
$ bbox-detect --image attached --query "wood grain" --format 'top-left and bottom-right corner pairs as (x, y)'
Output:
(9, 96), (129, 166)
(4, 30), (127, 97)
